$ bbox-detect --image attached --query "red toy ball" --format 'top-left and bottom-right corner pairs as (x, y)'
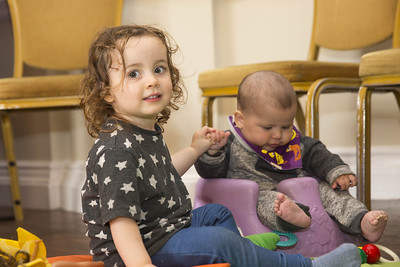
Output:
(362, 244), (381, 264)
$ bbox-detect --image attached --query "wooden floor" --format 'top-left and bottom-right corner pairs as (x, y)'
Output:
(0, 200), (399, 259)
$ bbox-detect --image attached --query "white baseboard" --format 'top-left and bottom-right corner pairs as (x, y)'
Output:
(0, 146), (399, 213)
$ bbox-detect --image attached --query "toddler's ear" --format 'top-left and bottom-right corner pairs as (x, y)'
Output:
(234, 110), (244, 129)
(104, 94), (114, 103)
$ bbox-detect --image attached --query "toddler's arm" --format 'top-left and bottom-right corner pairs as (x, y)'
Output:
(110, 217), (156, 267)
(172, 126), (228, 176)
(331, 174), (357, 190)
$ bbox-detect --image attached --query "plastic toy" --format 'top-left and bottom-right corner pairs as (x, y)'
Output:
(359, 243), (400, 264)
(362, 244), (381, 264)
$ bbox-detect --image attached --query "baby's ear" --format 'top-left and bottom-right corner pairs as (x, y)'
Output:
(234, 110), (244, 128)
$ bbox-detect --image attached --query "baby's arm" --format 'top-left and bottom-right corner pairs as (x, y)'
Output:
(172, 126), (228, 176)
(331, 174), (357, 190)
(110, 217), (156, 267)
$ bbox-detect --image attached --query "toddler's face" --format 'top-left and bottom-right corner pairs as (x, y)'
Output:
(235, 105), (297, 152)
(105, 35), (173, 130)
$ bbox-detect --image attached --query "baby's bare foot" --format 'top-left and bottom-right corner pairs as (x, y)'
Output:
(274, 193), (311, 229)
(361, 210), (388, 242)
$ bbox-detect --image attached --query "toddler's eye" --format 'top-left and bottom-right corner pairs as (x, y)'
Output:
(128, 70), (140, 79)
(154, 66), (166, 74)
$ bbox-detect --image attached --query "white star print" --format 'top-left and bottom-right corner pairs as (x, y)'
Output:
(91, 173), (98, 184)
(120, 182), (135, 194)
(166, 225), (175, 232)
(96, 145), (105, 155)
(95, 230), (107, 239)
(138, 157), (146, 168)
(153, 136), (158, 142)
(167, 197), (176, 208)
(129, 205), (137, 217)
(115, 161), (127, 170)
(124, 138), (132, 148)
(111, 130), (117, 137)
(101, 247), (110, 256)
(89, 200), (97, 207)
(134, 134), (144, 144)
(98, 154), (105, 168)
(162, 156), (166, 165)
(159, 218), (168, 227)
(149, 175), (157, 188)
(159, 197), (166, 205)
(107, 199), (114, 209)
(144, 232), (152, 239)
(88, 220), (96, 224)
(103, 176), (111, 185)
(136, 168), (143, 179)
(81, 189), (86, 196)
(140, 209), (148, 221)
(170, 173), (175, 183)
(150, 154), (159, 165)
(94, 138), (99, 144)
(86, 158), (89, 166)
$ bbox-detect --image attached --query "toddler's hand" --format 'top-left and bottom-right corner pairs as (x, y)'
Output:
(206, 130), (230, 155)
(331, 174), (357, 190)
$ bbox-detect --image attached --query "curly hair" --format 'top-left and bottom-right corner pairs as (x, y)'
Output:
(80, 25), (185, 137)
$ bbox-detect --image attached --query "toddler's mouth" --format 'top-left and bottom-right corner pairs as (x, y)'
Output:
(144, 94), (161, 101)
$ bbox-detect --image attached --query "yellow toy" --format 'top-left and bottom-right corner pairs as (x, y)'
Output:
(0, 227), (48, 267)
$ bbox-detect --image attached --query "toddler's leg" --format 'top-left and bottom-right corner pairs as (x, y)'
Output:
(152, 225), (312, 267)
(274, 192), (311, 229)
(191, 203), (241, 234)
(361, 210), (388, 242)
(312, 243), (361, 267)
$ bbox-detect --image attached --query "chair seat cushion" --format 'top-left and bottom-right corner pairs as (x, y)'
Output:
(198, 60), (359, 89)
(359, 48), (400, 79)
(0, 74), (83, 99)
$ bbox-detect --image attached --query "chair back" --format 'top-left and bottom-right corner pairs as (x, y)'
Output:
(308, 0), (398, 60)
(7, 0), (124, 77)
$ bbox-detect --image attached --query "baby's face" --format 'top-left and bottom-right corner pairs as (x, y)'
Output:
(235, 105), (297, 152)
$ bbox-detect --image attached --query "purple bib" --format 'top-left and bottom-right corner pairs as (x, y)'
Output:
(228, 116), (302, 170)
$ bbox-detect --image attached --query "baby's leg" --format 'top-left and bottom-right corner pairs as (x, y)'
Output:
(361, 210), (388, 242)
(274, 193), (311, 229)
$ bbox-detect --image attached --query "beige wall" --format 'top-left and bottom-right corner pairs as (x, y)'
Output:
(2, 0), (399, 163)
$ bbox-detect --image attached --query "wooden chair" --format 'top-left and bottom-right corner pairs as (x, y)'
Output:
(199, 0), (398, 136)
(0, 0), (124, 221)
(356, 47), (400, 210)
(305, 0), (400, 139)
(306, 1), (400, 210)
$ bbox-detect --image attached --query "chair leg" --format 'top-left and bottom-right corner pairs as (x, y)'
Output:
(202, 97), (215, 127)
(295, 98), (305, 135)
(0, 112), (24, 221)
(356, 86), (372, 210)
(305, 78), (360, 139)
(393, 88), (400, 111)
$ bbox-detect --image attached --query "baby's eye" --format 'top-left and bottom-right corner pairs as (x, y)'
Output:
(154, 66), (166, 74)
(128, 70), (140, 79)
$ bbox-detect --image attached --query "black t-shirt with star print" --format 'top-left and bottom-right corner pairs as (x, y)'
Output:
(81, 120), (192, 266)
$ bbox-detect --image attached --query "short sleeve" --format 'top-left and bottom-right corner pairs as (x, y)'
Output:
(95, 148), (142, 225)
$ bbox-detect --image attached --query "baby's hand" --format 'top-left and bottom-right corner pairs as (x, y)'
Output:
(331, 174), (357, 190)
(206, 130), (230, 155)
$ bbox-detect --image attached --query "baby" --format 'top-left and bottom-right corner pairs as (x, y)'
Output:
(196, 70), (388, 242)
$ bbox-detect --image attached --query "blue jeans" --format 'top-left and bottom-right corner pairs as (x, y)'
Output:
(151, 204), (311, 267)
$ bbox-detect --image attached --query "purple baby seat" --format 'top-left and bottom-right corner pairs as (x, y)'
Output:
(194, 177), (359, 257)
